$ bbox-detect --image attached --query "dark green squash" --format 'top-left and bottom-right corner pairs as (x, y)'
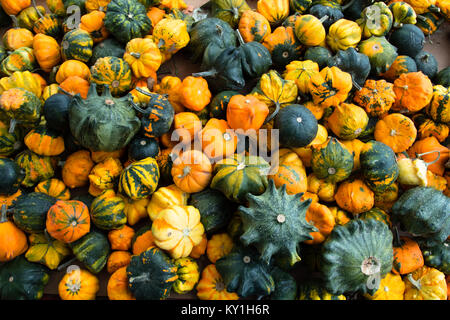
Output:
(238, 180), (315, 265)
(215, 244), (275, 298)
(131, 91), (174, 139)
(69, 83), (141, 152)
(126, 247), (178, 300)
(189, 188), (236, 234)
(274, 104), (318, 148)
(360, 140), (399, 194)
(421, 240), (450, 275)
(0, 256), (49, 300)
(61, 29), (93, 63)
(211, 154), (270, 204)
(391, 186), (450, 246)
(309, 3), (344, 30)
(208, 90), (239, 119)
(128, 136), (160, 161)
(414, 50), (438, 79)
(388, 24), (425, 58)
(269, 267), (297, 300)
(416, 12), (444, 36)
(0, 158), (24, 195)
(90, 39), (126, 65)
(104, 0), (152, 44)
(321, 219), (393, 296)
(69, 230), (110, 274)
(290, 0), (312, 13)
(236, 31), (272, 79)
(303, 46), (332, 69)
(357, 116), (377, 142)
(357, 36), (398, 76)
(342, 0), (371, 21)
(327, 47), (371, 88)
(311, 137), (354, 184)
(0, 123), (22, 157)
(188, 18), (237, 63)
(13, 192), (57, 233)
(43, 94), (71, 134)
(434, 66), (450, 87)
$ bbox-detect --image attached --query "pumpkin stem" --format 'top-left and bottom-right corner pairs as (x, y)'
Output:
(319, 15), (329, 24)
(393, 21), (403, 28)
(130, 52), (141, 59)
(135, 87), (153, 98)
(130, 99), (148, 114)
(392, 226), (403, 248)
(192, 70), (218, 78)
(264, 102), (280, 124)
(44, 229), (52, 242)
(235, 29), (245, 46)
(342, 0), (357, 11)
(416, 150), (441, 167)
(0, 204), (7, 223)
(352, 80), (362, 91)
(31, 0), (45, 20)
(9, 15), (19, 28)
(57, 257), (78, 272)
(8, 119), (17, 134)
(102, 85), (113, 99)
(360, 256), (381, 276)
(178, 166), (191, 179)
(407, 273), (421, 290)
(428, 4), (440, 13)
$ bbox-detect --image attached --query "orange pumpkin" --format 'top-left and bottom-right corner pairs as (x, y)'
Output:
(59, 76), (90, 99)
(407, 136), (449, 176)
(304, 202), (335, 245)
(190, 233), (208, 259)
(392, 232), (424, 275)
(206, 233), (234, 263)
(46, 200), (91, 243)
(200, 118), (237, 161)
(79, 10), (109, 43)
(153, 76), (185, 113)
(106, 250), (132, 274)
(173, 112), (202, 145)
(226, 94), (269, 131)
(171, 150), (212, 193)
(0, 205), (28, 262)
(32, 33), (61, 73)
(107, 266), (135, 300)
(374, 113), (417, 153)
(341, 139), (366, 171)
(196, 264), (239, 300)
(132, 228), (156, 255)
(239, 9), (271, 43)
(269, 148), (307, 195)
(393, 71), (433, 112)
(180, 76), (212, 112)
(108, 225), (135, 251)
(62, 150), (95, 189)
(307, 173), (336, 202)
(55, 60), (91, 84)
(335, 179), (374, 215)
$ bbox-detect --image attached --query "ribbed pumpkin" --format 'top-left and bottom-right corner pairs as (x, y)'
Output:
(335, 179), (374, 215)
(239, 9), (271, 43)
(62, 150), (95, 189)
(427, 85), (450, 124)
(171, 150), (212, 194)
(107, 250), (131, 273)
(358, 36), (398, 76)
(46, 200), (91, 243)
(0, 204), (28, 262)
(200, 118), (237, 160)
(0, 87), (41, 129)
(61, 29), (94, 63)
(356, 2), (393, 38)
(33, 13), (62, 39)
(107, 267), (135, 300)
(307, 173), (336, 202)
(147, 184), (189, 221)
(151, 18), (190, 63)
(172, 257), (200, 294)
(2, 17), (34, 51)
(33, 34), (61, 73)
(1, 47), (37, 77)
(90, 56), (132, 96)
(123, 38), (162, 79)
(389, 1), (417, 28)
(353, 79), (396, 117)
(257, 0), (290, 26)
(90, 189), (127, 230)
(25, 231), (70, 270)
(58, 268), (99, 300)
(309, 66), (353, 108)
(268, 148), (307, 195)
(24, 126), (65, 157)
(226, 94), (269, 131)
(381, 55), (417, 82)
(118, 157), (159, 200)
(326, 18), (362, 52)
(327, 103), (369, 140)
(294, 14), (326, 46)
(0, 71), (42, 98)
(393, 71), (433, 113)
(196, 264), (239, 300)
(283, 60), (320, 95)
(364, 272), (405, 300)
(0, 0), (31, 15)
(262, 26), (303, 69)
(374, 113), (417, 153)
(404, 266), (447, 300)
(79, 10), (109, 43)
(35, 179), (70, 200)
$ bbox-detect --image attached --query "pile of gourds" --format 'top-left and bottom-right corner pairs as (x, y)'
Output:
(0, 0), (449, 301)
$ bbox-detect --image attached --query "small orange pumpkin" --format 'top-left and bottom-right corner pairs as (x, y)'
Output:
(200, 118), (237, 161)
(226, 94), (269, 131)
(180, 76), (212, 112)
(335, 179), (374, 215)
(107, 266), (135, 300)
(304, 202), (335, 245)
(108, 225), (135, 251)
(106, 250), (132, 274)
(392, 71), (433, 112)
(206, 233), (234, 263)
(171, 150), (213, 193)
(0, 205), (28, 262)
(374, 113), (417, 153)
(62, 150), (95, 189)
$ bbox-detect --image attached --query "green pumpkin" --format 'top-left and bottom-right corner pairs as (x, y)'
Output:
(211, 0), (251, 28)
(264, 26), (303, 69)
(90, 56), (132, 97)
(0, 256), (49, 300)
(189, 188), (236, 234)
(131, 92), (174, 139)
(15, 150), (55, 188)
(358, 207), (391, 227)
(421, 240), (450, 275)
(188, 18), (237, 63)
(126, 247), (178, 300)
(328, 47), (371, 88)
(239, 180), (315, 265)
(298, 279), (346, 300)
(90, 39), (126, 65)
(1, 47), (37, 76)
(416, 12), (444, 36)
(128, 136), (159, 161)
(0, 122), (22, 156)
(104, 0), (152, 44)
(388, 24), (425, 58)
(321, 219), (393, 295)
(208, 91), (239, 120)
(90, 190), (127, 230)
(0, 158), (24, 195)
(237, 33), (272, 79)
(63, 0), (87, 13)
(359, 140), (399, 194)
(389, 1), (417, 28)
(269, 267), (297, 300)
(43, 94), (71, 134)
(357, 36), (398, 76)
(309, 3), (344, 29)
(303, 46), (332, 69)
(414, 50), (438, 79)
(356, 2), (393, 38)
(69, 83), (140, 152)
(391, 186), (450, 246)
(434, 66), (450, 87)
(311, 137), (354, 183)
(274, 104), (318, 148)
(61, 29), (93, 63)
(13, 192), (57, 233)
(118, 157), (160, 200)
(290, 0), (312, 13)
(211, 154), (270, 204)
(69, 230), (110, 274)
(215, 244), (275, 298)
(17, 6), (46, 30)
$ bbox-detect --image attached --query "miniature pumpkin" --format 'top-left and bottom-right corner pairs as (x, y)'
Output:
(207, 233), (234, 263)
(123, 38), (162, 79)
(326, 18), (362, 52)
(226, 94), (269, 131)
(211, 0), (251, 28)
(268, 148), (307, 195)
(407, 136), (449, 176)
(79, 10), (109, 43)
(63, 150), (95, 189)
(60, 29), (93, 64)
(152, 18), (189, 62)
(335, 179), (374, 215)
(25, 231), (70, 270)
(120, 196), (149, 226)
(180, 76), (212, 112)
(24, 126), (65, 157)
(389, 1), (417, 28)
(173, 257), (200, 294)
(304, 202), (335, 245)
(262, 26), (303, 69)
(0, 204), (28, 262)
(392, 231), (424, 275)
(152, 205), (205, 259)
(108, 225), (135, 251)
(46, 200), (91, 243)
(404, 266), (447, 300)
(107, 250), (132, 274)
(294, 14), (326, 46)
(154, 76), (184, 114)
(147, 184), (189, 221)
(364, 272), (405, 300)
(55, 60), (91, 84)
(118, 157), (160, 200)
(90, 57), (132, 96)
(427, 85), (450, 124)
(173, 112), (202, 144)
(353, 79), (396, 117)
(34, 179), (70, 200)
(374, 113), (417, 153)
(15, 150), (54, 188)
(171, 150), (212, 194)
(200, 118), (237, 160)
(283, 60), (320, 95)
(257, 0), (290, 26)
(307, 173), (336, 202)
(107, 266), (135, 300)
(0, 0), (31, 15)
(196, 264), (239, 300)
(392, 71), (433, 113)
(0, 71), (42, 98)
(414, 115), (449, 142)
(58, 268), (99, 300)
(381, 55), (418, 82)
(357, 2), (393, 38)
(239, 9), (271, 43)
(341, 139), (365, 171)
(309, 66), (353, 108)
(327, 103), (368, 140)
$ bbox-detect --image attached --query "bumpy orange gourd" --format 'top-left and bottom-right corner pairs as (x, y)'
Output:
(123, 38), (162, 79)
(108, 225), (135, 251)
(257, 0), (290, 26)
(393, 71), (433, 112)
(200, 118), (237, 161)
(404, 266), (447, 300)
(307, 173), (336, 202)
(62, 150), (95, 189)
(269, 148), (307, 195)
(375, 113), (417, 153)
(32, 34), (61, 73)
(353, 79), (396, 117)
(180, 76), (211, 112)
(107, 267), (135, 300)
(239, 10), (271, 43)
(304, 202), (336, 245)
(309, 66), (353, 108)
(58, 268), (99, 300)
(206, 233), (234, 263)
(34, 179), (71, 200)
(226, 94), (269, 131)
(392, 236), (424, 275)
(154, 76), (184, 113)
(106, 250), (132, 274)
(196, 264), (239, 300)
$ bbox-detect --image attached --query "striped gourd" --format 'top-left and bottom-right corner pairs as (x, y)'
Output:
(90, 189), (127, 230)
(90, 56), (132, 96)
(0, 71), (42, 98)
(69, 230), (110, 274)
(15, 150), (55, 187)
(119, 157), (160, 200)
(0, 47), (37, 76)
(24, 125), (65, 156)
(427, 85), (450, 124)
(0, 121), (22, 156)
(34, 179), (71, 200)
(358, 207), (392, 227)
(61, 29), (94, 63)
(33, 14), (63, 39)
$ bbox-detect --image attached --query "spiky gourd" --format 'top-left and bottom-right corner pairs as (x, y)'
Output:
(238, 180), (316, 266)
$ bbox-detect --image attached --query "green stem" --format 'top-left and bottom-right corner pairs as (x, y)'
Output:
(264, 102), (280, 124)
(235, 29), (245, 46)
(130, 99), (148, 114)
(428, 5), (440, 13)
(57, 257), (78, 272)
(352, 80), (362, 91)
(342, 0), (357, 11)
(192, 69), (218, 78)
(392, 226), (403, 248)
(416, 150), (441, 167)
(130, 52), (141, 59)
(407, 273), (421, 290)
(58, 86), (74, 96)
(0, 204), (7, 223)
(9, 15), (19, 29)
(31, 0), (45, 20)
(9, 118), (17, 134)
(319, 15), (329, 24)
